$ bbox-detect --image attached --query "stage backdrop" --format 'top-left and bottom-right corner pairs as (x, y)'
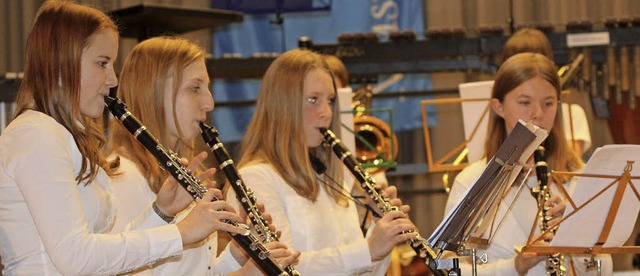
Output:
(211, 0), (435, 142)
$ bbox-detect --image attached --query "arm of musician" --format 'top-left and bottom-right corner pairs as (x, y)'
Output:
(5, 119), (184, 275)
(235, 164), (387, 274)
(110, 155), (165, 233)
(111, 154), (209, 233)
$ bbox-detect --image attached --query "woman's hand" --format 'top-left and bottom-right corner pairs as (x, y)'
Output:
(228, 241), (300, 276)
(265, 241), (300, 270)
(155, 151), (216, 216)
(380, 184), (410, 213)
(545, 194), (566, 228)
(516, 193), (565, 276)
(366, 183), (411, 222)
(176, 188), (247, 245)
(515, 251), (546, 276)
(366, 210), (417, 261)
(229, 200), (283, 265)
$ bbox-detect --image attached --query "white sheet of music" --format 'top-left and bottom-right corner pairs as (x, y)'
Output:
(551, 144), (640, 247)
(459, 80), (492, 163)
(337, 87), (355, 187)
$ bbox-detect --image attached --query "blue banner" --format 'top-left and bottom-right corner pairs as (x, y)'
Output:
(212, 0), (434, 142)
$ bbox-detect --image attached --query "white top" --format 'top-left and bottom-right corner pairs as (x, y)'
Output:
(562, 103), (592, 153)
(445, 159), (612, 276)
(0, 110), (182, 276)
(232, 163), (391, 275)
(109, 156), (241, 275)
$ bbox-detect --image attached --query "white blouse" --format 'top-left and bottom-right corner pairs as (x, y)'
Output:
(109, 156), (241, 275)
(0, 110), (182, 275)
(231, 162), (390, 275)
(445, 159), (612, 276)
(562, 103), (592, 153)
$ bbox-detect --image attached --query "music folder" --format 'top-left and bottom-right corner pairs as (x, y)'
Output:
(428, 120), (548, 253)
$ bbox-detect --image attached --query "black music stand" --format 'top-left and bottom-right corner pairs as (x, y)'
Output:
(109, 2), (243, 41)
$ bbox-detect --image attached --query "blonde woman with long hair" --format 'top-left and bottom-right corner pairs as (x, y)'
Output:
(0, 1), (246, 275)
(233, 48), (417, 275)
(106, 36), (299, 275)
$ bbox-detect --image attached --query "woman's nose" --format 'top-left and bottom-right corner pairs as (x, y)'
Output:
(531, 102), (545, 120)
(320, 100), (332, 119)
(106, 67), (118, 88)
(202, 88), (214, 112)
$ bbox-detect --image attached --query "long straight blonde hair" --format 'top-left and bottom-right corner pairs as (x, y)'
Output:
(14, 0), (118, 184)
(238, 49), (346, 204)
(106, 37), (205, 193)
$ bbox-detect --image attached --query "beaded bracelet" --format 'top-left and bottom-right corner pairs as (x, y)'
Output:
(152, 201), (175, 223)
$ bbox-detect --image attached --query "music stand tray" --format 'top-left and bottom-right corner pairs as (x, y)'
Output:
(109, 2), (243, 41)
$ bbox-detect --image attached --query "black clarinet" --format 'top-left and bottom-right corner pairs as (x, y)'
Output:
(199, 122), (300, 276)
(319, 128), (443, 275)
(532, 146), (565, 276)
(104, 96), (289, 276)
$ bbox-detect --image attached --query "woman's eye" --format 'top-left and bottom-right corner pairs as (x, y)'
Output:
(328, 97), (336, 105)
(191, 86), (200, 92)
(518, 101), (530, 106)
(307, 97), (317, 104)
(97, 61), (108, 68)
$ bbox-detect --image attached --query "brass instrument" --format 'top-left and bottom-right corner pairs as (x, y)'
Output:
(351, 85), (398, 174)
(531, 145), (566, 276)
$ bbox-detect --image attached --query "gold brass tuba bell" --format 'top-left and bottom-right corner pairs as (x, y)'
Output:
(352, 85), (398, 174)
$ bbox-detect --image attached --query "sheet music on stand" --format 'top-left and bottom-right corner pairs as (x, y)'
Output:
(428, 121), (548, 257)
(551, 144), (640, 248)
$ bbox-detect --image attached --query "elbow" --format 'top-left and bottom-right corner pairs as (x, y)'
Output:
(46, 235), (111, 276)
(48, 247), (95, 276)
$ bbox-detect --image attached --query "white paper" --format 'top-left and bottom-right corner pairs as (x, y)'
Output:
(337, 87), (355, 187)
(551, 145), (640, 248)
(459, 81), (493, 163)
